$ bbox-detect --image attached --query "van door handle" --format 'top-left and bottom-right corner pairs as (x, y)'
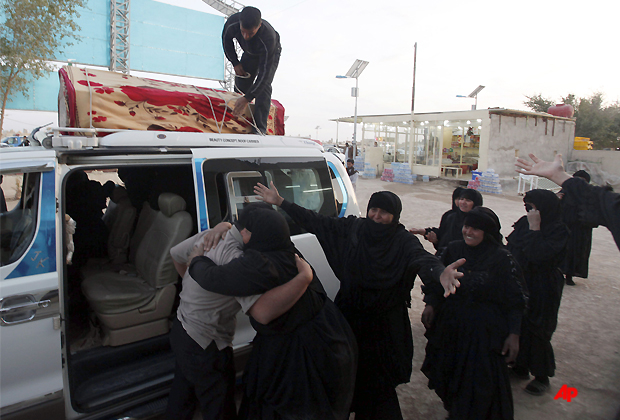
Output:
(0, 299), (52, 315)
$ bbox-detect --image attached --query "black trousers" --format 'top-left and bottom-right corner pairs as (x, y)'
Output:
(235, 48), (281, 134)
(165, 319), (237, 420)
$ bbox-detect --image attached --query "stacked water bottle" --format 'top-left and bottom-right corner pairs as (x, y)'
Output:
(391, 162), (416, 184)
(362, 162), (377, 178)
(471, 169), (503, 194)
(381, 168), (394, 182)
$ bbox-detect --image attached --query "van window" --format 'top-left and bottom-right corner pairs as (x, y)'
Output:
(0, 172), (40, 266)
(203, 157), (338, 234)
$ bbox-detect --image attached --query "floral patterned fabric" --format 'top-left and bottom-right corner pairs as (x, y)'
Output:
(58, 66), (285, 135)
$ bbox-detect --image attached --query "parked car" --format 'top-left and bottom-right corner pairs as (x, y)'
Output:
(1, 136), (27, 147)
(0, 129), (360, 420)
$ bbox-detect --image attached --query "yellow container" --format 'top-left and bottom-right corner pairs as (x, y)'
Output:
(574, 137), (591, 150)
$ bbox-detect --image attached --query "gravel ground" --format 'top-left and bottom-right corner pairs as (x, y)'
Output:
(352, 175), (620, 420)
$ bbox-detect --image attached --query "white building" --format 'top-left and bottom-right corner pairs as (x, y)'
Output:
(333, 108), (576, 180)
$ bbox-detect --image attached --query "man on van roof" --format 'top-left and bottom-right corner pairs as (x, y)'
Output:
(222, 6), (281, 135)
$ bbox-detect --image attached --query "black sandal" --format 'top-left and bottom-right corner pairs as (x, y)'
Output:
(509, 366), (530, 380)
(525, 379), (549, 396)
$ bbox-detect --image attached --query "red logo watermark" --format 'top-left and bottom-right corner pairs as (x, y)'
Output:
(554, 384), (578, 402)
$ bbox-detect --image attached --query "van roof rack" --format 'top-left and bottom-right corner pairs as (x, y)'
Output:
(48, 127), (323, 151)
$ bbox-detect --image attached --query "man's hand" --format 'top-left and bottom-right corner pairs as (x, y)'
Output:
(233, 96), (250, 117)
(254, 181), (284, 206)
(526, 209), (541, 231)
(515, 153), (571, 186)
(440, 258), (465, 297)
(421, 305), (435, 329)
(502, 333), (520, 365)
(203, 222), (232, 252)
(233, 64), (248, 77)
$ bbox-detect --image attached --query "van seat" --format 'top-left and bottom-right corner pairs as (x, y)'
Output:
(81, 193), (193, 346)
(80, 199), (155, 278)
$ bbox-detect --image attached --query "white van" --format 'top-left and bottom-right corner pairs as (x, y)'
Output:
(0, 130), (360, 420)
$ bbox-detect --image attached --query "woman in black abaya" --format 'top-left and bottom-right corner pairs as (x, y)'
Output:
(422, 207), (527, 420)
(559, 170), (594, 286)
(417, 188), (483, 255)
(188, 206), (357, 420)
(410, 186), (463, 251)
(254, 184), (464, 420)
(506, 189), (569, 396)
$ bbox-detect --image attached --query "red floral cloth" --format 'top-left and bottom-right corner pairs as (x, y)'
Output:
(58, 66), (285, 135)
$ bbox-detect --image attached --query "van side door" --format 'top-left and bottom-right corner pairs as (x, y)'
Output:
(0, 151), (64, 418)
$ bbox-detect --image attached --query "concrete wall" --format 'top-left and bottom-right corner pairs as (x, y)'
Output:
(567, 149), (620, 189)
(487, 113), (575, 178)
(569, 150), (620, 177)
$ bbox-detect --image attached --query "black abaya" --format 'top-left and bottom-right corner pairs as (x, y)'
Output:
(422, 240), (527, 420)
(560, 177), (620, 249)
(189, 209), (357, 420)
(278, 198), (445, 415)
(506, 190), (569, 378)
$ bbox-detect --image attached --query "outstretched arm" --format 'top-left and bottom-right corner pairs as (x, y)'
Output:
(517, 153), (620, 249)
(248, 255), (313, 324)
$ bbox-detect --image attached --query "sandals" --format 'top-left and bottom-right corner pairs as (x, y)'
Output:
(525, 379), (550, 396)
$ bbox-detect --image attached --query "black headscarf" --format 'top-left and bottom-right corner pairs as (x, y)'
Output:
(459, 188), (484, 207)
(243, 207), (294, 253)
(523, 189), (562, 229)
(451, 187), (465, 211)
(457, 206), (504, 271)
(367, 191), (402, 223)
(573, 170), (590, 183)
(463, 206), (503, 245)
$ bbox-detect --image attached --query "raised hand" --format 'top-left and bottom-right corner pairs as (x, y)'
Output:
(440, 258), (465, 297)
(515, 153), (571, 186)
(254, 181), (284, 206)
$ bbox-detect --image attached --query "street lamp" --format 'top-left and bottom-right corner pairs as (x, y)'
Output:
(337, 59), (369, 153)
(457, 85), (485, 110)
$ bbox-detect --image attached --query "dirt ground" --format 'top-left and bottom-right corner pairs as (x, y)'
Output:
(352, 175), (620, 420)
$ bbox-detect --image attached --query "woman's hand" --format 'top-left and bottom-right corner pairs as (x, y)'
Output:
(254, 181), (284, 206)
(409, 228), (426, 235)
(421, 305), (435, 329)
(440, 258), (465, 297)
(203, 222), (232, 251)
(295, 254), (313, 286)
(515, 153), (571, 186)
(187, 242), (205, 266)
(425, 231), (439, 244)
(526, 209), (541, 231)
(502, 333), (520, 365)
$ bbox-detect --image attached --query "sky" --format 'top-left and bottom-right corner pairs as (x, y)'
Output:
(4, 0), (620, 144)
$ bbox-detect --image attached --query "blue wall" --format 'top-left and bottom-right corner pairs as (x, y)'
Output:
(5, 0), (225, 111)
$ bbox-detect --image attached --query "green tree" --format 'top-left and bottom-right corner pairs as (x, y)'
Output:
(523, 94), (555, 113)
(524, 92), (620, 150)
(0, 0), (85, 133)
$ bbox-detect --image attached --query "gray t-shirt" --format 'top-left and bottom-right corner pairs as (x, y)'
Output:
(170, 226), (260, 350)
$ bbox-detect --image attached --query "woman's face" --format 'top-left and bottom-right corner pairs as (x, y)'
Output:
(462, 224), (485, 247)
(459, 197), (475, 213)
(524, 202), (537, 213)
(367, 207), (394, 224)
(240, 228), (252, 244)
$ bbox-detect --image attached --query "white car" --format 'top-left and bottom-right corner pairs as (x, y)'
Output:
(0, 130), (360, 420)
